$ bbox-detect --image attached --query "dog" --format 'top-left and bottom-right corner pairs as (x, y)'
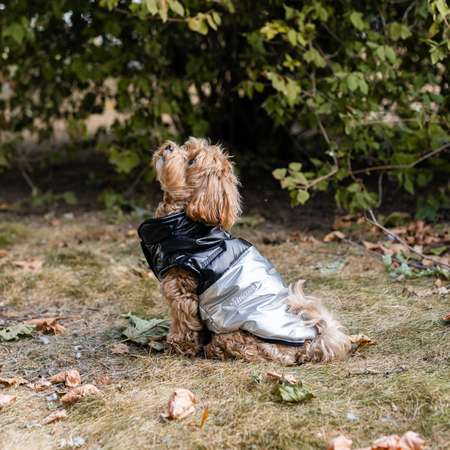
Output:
(138, 138), (351, 365)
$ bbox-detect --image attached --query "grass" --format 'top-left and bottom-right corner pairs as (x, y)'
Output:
(0, 212), (449, 449)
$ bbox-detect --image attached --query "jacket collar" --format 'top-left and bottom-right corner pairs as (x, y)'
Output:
(138, 211), (211, 245)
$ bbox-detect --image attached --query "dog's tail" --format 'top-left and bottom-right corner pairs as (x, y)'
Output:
(287, 280), (351, 363)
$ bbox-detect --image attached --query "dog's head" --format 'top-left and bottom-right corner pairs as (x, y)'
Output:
(153, 137), (241, 230)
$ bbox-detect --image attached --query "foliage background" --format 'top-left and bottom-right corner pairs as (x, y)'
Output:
(0, 0), (449, 218)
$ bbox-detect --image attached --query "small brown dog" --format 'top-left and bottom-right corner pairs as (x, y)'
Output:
(139, 138), (351, 365)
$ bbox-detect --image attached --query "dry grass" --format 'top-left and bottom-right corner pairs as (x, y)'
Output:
(0, 212), (449, 450)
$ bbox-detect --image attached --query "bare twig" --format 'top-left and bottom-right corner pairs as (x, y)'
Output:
(352, 143), (450, 175)
(365, 209), (450, 270)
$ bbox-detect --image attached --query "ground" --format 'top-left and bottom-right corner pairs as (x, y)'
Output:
(0, 210), (449, 450)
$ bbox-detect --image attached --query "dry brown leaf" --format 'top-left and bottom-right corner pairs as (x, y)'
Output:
(0, 394), (16, 409)
(162, 388), (198, 420)
(362, 241), (381, 251)
(50, 369), (81, 387)
(0, 249), (8, 258)
(199, 407), (209, 429)
(398, 431), (425, 450)
(13, 259), (43, 273)
(333, 215), (354, 230)
(61, 384), (100, 406)
(328, 435), (353, 450)
(111, 343), (130, 354)
(443, 312), (450, 322)
(435, 278), (443, 288)
(349, 334), (376, 353)
(28, 379), (52, 392)
(0, 376), (28, 387)
(323, 231), (346, 243)
(95, 374), (112, 386)
(266, 371), (299, 385)
(25, 317), (65, 335)
(42, 409), (68, 425)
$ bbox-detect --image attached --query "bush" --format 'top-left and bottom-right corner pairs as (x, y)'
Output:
(0, 1), (449, 216)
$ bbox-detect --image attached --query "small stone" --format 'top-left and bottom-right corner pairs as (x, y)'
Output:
(346, 412), (358, 421)
(39, 336), (50, 345)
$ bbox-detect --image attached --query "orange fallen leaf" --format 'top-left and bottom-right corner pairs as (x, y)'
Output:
(323, 231), (346, 243)
(0, 249), (8, 258)
(199, 407), (209, 429)
(266, 371), (299, 385)
(61, 384), (100, 406)
(443, 312), (450, 322)
(0, 394), (16, 409)
(0, 376), (28, 387)
(25, 317), (65, 335)
(162, 388), (198, 420)
(13, 259), (43, 273)
(328, 435), (352, 450)
(111, 343), (130, 354)
(349, 334), (376, 353)
(42, 409), (67, 425)
(50, 369), (81, 387)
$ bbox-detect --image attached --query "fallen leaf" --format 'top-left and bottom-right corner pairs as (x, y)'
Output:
(398, 431), (425, 450)
(13, 259), (43, 273)
(0, 323), (35, 342)
(266, 371), (299, 385)
(111, 343), (130, 354)
(61, 384), (100, 406)
(0, 394), (16, 409)
(443, 312), (450, 322)
(333, 215), (355, 230)
(349, 334), (376, 353)
(199, 407), (209, 429)
(25, 317), (65, 335)
(272, 382), (314, 403)
(28, 379), (52, 392)
(323, 231), (346, 242)
(0, 249), (8, 258)
(0, 376), (28, 387)
(328, 435), (353, 450)
(122, 313), (169, 346)
(42, 409), (67, 425)
(162, 388), (198, 420)
(50, 369), (81, 387)
(363, 241), (381, 251)
(95, 374), (112, 386)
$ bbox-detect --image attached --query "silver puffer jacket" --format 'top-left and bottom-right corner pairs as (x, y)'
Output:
(138, 212), (316, 345)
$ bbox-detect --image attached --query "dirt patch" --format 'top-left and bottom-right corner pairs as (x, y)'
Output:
(0, 211), (449, 449)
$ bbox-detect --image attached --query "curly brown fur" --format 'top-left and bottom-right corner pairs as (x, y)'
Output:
(153, 137), (351, 364)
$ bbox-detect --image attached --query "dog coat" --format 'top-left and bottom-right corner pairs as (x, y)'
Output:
(138, 212), (317, 345)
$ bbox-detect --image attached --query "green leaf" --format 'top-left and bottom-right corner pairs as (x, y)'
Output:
(384, 46), (397, 64)
(108, 147), (140, 174)
(347, 73), (358, 91)
(144, 0), (158, 15)
(122, 313), (170, 346)
(296, 189), (310, 205)
(303, 48), (326, 68)
(388, 22), (412, 41)
(168, 0), (184, 16)
(349, 11), (367, 31)
(285, 78), (301, 105)
(188, 15), (209, 35)
(289, 162), (302, 172)
(158, 0), (169, 22)
(2, 23), (25, 44)
(273, 381), (315, 403)
(273, 168), (287, 180)
(0, 323), (35, 342)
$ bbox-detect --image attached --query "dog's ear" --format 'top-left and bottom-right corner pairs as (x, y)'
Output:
(186, 149), (241, 230)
